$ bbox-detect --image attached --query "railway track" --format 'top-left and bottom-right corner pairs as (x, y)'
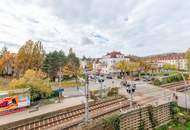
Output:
(7, 97), (132, 130)
(161, 81), (189, 92)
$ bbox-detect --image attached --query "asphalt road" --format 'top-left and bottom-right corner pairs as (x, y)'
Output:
(63, 78), (190, 108)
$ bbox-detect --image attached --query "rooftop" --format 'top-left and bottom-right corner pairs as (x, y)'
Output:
(144, 52), (185, 61)
(104, 51), (124, 58)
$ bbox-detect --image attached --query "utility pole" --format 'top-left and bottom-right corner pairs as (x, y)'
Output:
(58, 67), (62, 103)
(180, 72), (189, 112)
(84, 66), (90, 123)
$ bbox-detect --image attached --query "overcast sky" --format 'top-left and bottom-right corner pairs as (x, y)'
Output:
(0, 0), (190, 57)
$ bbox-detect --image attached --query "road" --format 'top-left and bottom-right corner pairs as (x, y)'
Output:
(63, 79), (122, 97)
(63, 78), (190, 109)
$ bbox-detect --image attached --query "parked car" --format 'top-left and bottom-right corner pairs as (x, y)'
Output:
(89, 75), (95, 79)
(143, 76), (153, 81)
(106, 75), (112, 79)
(133, 77), (140, 81)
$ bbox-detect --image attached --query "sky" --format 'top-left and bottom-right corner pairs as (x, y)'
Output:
(0, 0), (190, 57)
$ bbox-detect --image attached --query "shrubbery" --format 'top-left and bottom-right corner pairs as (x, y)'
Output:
(107, 87), (119, 97)
(153, 74), (183, 86)
(9, 69), (52, 102)
(90, 87), (119, 100)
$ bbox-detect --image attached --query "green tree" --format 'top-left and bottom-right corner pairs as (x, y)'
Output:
(0, 46), (8, 58)
(42, 50), (66, 81)
(185, 48), (190, 72)
(163, 63), (177, 71)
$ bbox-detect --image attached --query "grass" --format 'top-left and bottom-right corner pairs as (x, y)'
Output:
(51, 80), (84, 88)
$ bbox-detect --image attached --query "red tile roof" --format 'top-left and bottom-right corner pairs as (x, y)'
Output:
(105, 51), (124, 58)
(144, 53), (185, 61)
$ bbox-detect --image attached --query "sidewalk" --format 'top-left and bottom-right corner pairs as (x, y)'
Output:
(0, 96), (86, 126)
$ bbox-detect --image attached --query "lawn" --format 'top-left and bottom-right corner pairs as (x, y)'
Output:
(51, 80), (84, 88)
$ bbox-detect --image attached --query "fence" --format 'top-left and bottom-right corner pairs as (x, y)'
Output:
(120, 102), (173, 130)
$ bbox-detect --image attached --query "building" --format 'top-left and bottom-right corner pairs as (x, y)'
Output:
(93, 51), (129, 74)
(144, 53), (187, 70)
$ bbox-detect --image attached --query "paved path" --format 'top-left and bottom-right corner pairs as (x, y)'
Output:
(119, 81), (174, 106)
(119, 80), (190, 109)
(0, 96), (87, 126)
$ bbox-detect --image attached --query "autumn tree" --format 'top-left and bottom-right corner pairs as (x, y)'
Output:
(115, 60), (140, 78)
(42, 50), (66, 81)
(14, 40), (45, 77)
(0, 51), (15, 76)
(185, 48), (190, 72)
(9, 69), (51, 101)
(63, 48), (81, 88)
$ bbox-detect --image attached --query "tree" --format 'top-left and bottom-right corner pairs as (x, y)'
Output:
(0, 51), (15, 76)
(163, 63), (177, 71)
(0, 46), (8, 58)
(115, 61), (140, 78)
(9, 69), (51, 101)
(14, 40), (45, 77)
(185, 49), (190, 72)
(63, 48), (81, 89)
(86, 62), (93, 71)
(42, 50), (66, 81)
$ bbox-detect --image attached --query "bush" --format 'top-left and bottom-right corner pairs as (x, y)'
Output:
(102, 113), (120, 130)
(154, 79), (161, 86)
(107, 87), (118, 96)
(90, 90), (99, 100)
(155, 74), (183, 86)
(9, 70), (52, 102)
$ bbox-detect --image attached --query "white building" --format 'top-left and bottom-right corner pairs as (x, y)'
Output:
(146, 53), (187, 71)
(93, 51), (129, 74)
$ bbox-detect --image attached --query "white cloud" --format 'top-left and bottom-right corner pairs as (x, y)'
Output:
(0, 0), (190, 57)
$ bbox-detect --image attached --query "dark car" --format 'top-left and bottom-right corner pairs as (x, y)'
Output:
(106, 75), (112, 79)
(133, 77), (140, 81)
(143, 76), (154, 81)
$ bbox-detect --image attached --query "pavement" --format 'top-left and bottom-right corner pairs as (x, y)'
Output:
(0, 96), (87, 126)
(119, 81), (174, 106)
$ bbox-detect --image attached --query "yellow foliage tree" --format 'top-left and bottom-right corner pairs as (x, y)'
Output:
(115, 61), (140, 78)
(185, 48), (190, 71)
(9, 69), (51, 101)
(14, 40), (45, 77)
